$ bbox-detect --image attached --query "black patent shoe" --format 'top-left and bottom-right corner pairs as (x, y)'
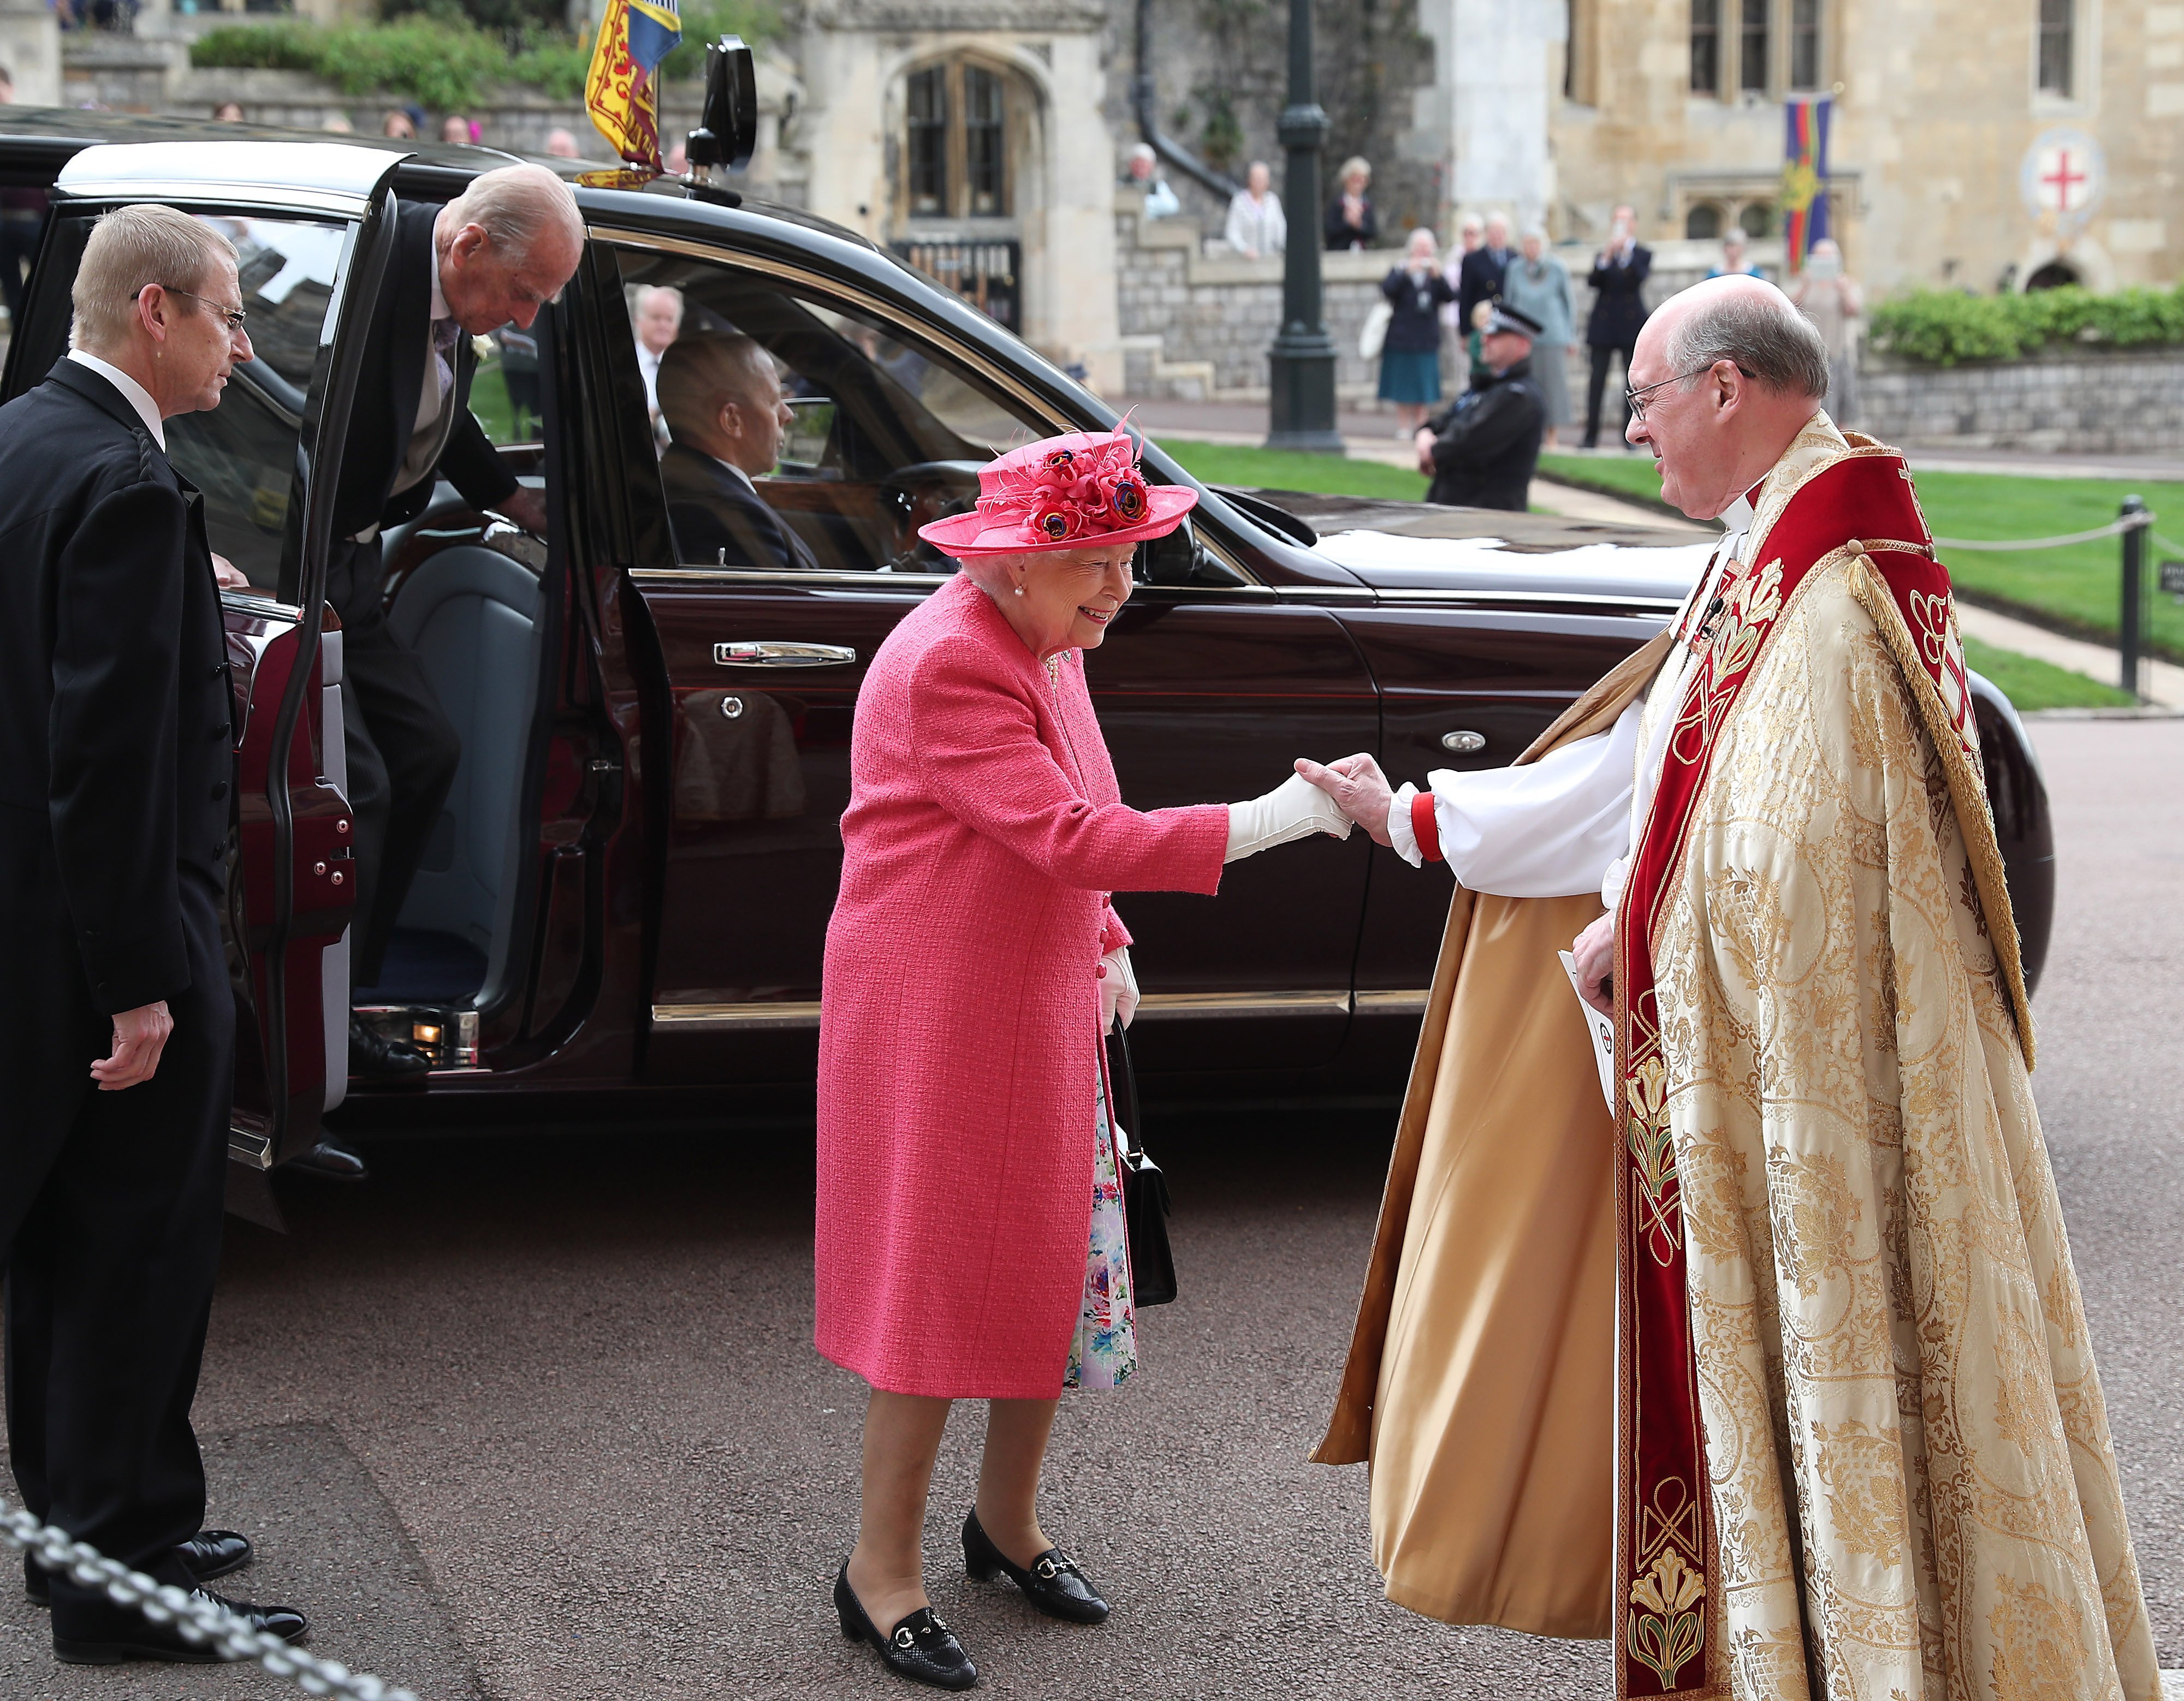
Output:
(348, 1016), (430, 1085)
(27, 1529), (253, 1607)
(834, 1561), (977, 1691)
(284, 1140), (370, 1183)
(962, 1510), (1109, 1625)
(52, 1586), (307, 1664)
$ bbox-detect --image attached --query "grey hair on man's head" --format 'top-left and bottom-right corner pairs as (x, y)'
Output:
(442, 162), (582, 257)
(71, 205), (236, 353)
(1663, 284), (1831, 400)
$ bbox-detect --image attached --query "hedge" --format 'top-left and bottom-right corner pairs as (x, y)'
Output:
(1868, 283), (2184, 367)
(191, 1), (778, 114)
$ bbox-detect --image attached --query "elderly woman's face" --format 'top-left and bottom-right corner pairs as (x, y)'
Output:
(995, 544), (1137, 657)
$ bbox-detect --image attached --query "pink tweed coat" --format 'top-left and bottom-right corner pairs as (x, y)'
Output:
(815, 572), (1228, 1400)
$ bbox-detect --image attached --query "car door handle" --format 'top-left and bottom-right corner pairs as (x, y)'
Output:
(1441, 729), (1487, 754)
(714, 641), (858, 667)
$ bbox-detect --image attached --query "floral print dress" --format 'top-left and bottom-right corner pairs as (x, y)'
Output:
(1063, 1069), (1136, 1390)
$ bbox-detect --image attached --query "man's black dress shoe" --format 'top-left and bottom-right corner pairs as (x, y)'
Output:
(27, 1529), (253, 1607)
(834, 1561), (977, 1691)
(284, 1140), (370, 1182)
(348, 1015), (430, 1085)
(962, 1510), (1109, 1625)
(52, 1586), (307, 1664)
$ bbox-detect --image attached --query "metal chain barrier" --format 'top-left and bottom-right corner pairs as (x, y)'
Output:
(1, 1495), (419, 1701)
(1930, 511), (2155, 552)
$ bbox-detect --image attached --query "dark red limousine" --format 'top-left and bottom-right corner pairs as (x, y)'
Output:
(0, 109), (2053, 1179)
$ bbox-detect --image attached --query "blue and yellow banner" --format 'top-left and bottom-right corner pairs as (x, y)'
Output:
(1781, 97), (1831, 275)
(585, 0), (681, 170)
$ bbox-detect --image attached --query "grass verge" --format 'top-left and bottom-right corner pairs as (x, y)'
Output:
(1152, 438), (1430, 503)
(1960, 637), (2137, 711)
(1540, 454), (2184, 663)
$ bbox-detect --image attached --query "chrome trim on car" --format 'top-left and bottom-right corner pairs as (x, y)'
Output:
(1133, 990), (1354, 1019)
(1330, 585), (1683, 613)
(1353, 990), (1433, 1015)
(228, 1117), (275, 1170)
(652, 1001), (823, 1031)
(715, 640), (858, 667)
(630, 564), (951, 589)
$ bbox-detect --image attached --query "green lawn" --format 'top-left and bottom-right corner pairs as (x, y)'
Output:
(1960, 636), (2136, 711)
(1154, 437), (1430, 503)
(1538, 453), (2184, 662)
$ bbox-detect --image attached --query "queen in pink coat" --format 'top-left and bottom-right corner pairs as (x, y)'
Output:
(817, 427), (1348, 1691)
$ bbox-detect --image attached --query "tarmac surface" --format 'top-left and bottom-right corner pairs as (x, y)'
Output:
(2, 719), (2180, 1700)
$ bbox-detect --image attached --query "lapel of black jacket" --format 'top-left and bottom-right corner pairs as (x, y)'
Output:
(387, 201), (435, 468)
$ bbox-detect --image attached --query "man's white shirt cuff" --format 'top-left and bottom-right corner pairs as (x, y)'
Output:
(1387, 782), (1425, 867)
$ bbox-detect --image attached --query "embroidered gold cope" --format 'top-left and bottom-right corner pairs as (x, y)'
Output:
(1315, 417), (2157, 1701)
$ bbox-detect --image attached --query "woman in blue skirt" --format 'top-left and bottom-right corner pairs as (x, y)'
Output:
(1378, 228), (1456, 437)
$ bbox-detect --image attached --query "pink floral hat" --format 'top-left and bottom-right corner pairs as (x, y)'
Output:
(918, 425), (1198, 559)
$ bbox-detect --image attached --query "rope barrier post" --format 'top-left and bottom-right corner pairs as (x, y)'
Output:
(2121, 495), (2147, 699)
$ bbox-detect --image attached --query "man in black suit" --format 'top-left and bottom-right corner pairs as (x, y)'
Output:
(327, 164), (581, 1090)
(1454, 211), (1512, 357)
(656, 331), (823, 572)
(0, 205), (307, 1663)
(1582, 203), (1652, 448)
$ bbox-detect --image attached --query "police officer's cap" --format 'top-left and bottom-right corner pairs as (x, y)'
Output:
(1483, 303), (1544, 340)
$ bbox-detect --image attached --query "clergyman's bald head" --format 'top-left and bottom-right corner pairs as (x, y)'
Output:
(1641, 273), (1830, 400)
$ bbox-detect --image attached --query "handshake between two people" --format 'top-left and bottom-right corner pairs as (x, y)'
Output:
(1269, 753), (1618, 1019)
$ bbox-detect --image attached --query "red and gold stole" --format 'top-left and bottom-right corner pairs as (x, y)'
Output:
(1604, 444), (2001, 1699)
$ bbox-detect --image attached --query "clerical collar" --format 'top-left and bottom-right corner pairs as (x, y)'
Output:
(68, 349), (164, 451)
(1717, 477), (1766, 537)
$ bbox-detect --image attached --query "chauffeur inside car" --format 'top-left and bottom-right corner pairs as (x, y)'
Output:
(655, 330), (821, 574)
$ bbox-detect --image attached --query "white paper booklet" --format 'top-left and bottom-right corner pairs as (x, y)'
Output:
(1558, 949), (1619, 1114)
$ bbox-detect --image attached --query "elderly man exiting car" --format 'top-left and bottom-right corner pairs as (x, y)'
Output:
(0, 205), (310, 1664)
(1299, 275), (2157, 1701)
(324, 164), (581, 1113)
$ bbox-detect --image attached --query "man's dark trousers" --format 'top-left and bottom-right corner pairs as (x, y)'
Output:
(327, 534), (460, 986)
(2, 865), (232, 1633)
(1583, 342), (1637, 448)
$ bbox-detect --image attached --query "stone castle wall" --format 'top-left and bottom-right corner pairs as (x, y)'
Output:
(1857, 345), (2184, 454)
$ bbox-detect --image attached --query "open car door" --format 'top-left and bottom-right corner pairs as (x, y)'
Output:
(4, 142), (401, 1170)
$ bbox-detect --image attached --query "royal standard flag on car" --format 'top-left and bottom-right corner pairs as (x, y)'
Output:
(1781, 96), (1831, 275)
(585, 0), (681, 169)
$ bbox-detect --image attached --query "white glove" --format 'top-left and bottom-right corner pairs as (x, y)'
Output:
(1224, 771), (1355, 863)
(1099, 945), (1138, 1032)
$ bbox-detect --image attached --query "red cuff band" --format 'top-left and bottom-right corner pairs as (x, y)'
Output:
(1410, 789), (1443, 862)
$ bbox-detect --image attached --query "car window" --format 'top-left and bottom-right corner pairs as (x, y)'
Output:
(467, 324), (541, 445)
(164, 215), (347, 591)
(613, 247), (1055, 574)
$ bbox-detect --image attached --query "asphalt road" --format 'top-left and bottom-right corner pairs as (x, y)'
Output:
(2, 718), (2177, 1701)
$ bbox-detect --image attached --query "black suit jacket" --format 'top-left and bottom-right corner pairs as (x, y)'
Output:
(0, 361), (234, 1014)
(1586, 243), (1653, 348)
(1456, 246), (1510, 338)
(660, 444), (821, 572)
(331, 200), (520, 543)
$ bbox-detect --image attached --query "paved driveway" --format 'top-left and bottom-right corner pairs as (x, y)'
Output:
(3, 719), (2177, 1700)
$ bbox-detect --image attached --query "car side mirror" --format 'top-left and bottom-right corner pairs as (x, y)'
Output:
(685, 35), (758, 200)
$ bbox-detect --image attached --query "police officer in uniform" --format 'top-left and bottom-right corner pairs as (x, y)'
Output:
(1414, 301), (1547, 513)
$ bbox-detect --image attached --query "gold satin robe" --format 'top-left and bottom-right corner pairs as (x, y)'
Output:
(1317, 423), (2158, 1701)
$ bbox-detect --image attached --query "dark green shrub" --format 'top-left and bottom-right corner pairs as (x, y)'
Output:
(1870, 282), (2184, 366)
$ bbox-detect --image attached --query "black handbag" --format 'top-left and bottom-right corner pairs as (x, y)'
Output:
(1105, 1026), (1177, 1306)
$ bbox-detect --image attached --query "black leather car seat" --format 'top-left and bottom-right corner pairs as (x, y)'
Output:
(386, 545), (542, 1000)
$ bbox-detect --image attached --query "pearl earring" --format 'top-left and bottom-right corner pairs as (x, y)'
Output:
(1013, 586), (1025, 596)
